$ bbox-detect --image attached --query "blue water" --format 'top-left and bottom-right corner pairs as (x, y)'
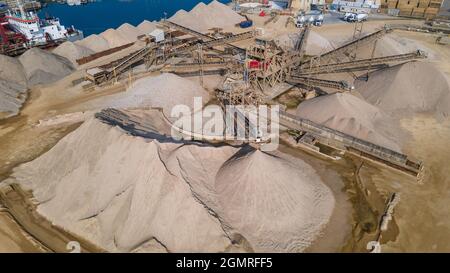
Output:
(38, 0), (231, 37)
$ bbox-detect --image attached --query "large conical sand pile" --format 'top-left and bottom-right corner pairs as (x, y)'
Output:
(355, 62), (450, 118)
(75, 34), (110, 52)
(116, 23), (143, 43)
(170, 1), (244, 32)
(53, 41), (95, 65)
(10, 117), (232, 252)
(296, 93), (403, 151)
(18, 48), (75, 86)
(8, 110), (335, 252)
(0, 55), (27, 118)
(137, 20), (158, 34)
(105, 73), (210, 116)
(374, 34), (434, 57)
(215, 148), (335, 252)
(100, 28), (130, 48)
(170, 9), (188, 20)
(0, 80), (28, 118)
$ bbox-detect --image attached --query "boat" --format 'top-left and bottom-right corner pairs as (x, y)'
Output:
(0, 1), (83, 56)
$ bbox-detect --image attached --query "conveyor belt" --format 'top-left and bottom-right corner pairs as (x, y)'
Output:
(162, 20), (246, 53)
(104, 44), (158, 81)
(278, 111), (422, 177)
(296, 50), (426, 75)
(176, 31), (255, 53)
(301, 27), (391, 65)
(286, 76), (353, 91)
(294, 25), (310, 53)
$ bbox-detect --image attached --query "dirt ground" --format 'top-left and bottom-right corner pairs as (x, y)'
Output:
(374, 116), (450, 252)
(0, 210), (46, 253)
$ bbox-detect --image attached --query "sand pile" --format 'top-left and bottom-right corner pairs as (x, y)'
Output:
(106, 73), (210, 116)
(53, 41), (95, 65)
(215, 148), (334, 252)
(18, 48), (74, 86)
(0, 55), (27, 118)
(9, 112), (335, 252)
(10, 118), (232, 252)
(296, 92), (403, 151)
(137, 20), (158, 34)
(170, 1), (244, 32)
(75, 34), (110, 53)
(116, 23), (144, 43)
(355, 62), (450, 118)
(276, 30), (333, 55)
(0, 79), (28, 118)
(374, 34), (434, 58)
(100, 28), (131, 48)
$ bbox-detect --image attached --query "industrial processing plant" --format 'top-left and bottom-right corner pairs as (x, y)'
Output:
(0, 0), (449, 254)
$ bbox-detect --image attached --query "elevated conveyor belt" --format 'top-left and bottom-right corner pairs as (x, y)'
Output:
(160, 61), (236, 74)
(162, 20), (246, 53)
(176, 30), (255, 53)
(294, 25), (310, 54)
(301, 27), (391, 65)
(278, 111), (422, 177)
(286, 76), (353, 91)
(296, 50), (426, 75)
(104, 44), (158, 81)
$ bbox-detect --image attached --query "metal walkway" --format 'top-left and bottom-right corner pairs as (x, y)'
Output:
(278, 111), (422, 177)
(297, 50), (426, 75)
(286, 76), (353, 91)
(162, 20), (246, 53)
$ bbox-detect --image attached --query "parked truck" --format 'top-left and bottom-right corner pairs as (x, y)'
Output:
(346, 13), (368, 23)
(296, 10), (324, 28)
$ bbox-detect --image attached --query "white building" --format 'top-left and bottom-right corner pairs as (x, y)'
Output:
(149, 29), (164, 43)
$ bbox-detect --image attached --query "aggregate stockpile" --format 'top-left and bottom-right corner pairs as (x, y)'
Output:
(8, 114), (335, 252)
(169, 1), (245, 32)
(50, 0), (243, 65)
(296, 93), (405, 152)
(75, 34), (110, 53)
(0, 55), (27, 118)
(137, 20), (158, 34)
(53, 21), (156, 65)
(53, 41), (95, 65)
(355, 62), (450, 119)
(0, 48), (74, 118)
(19, 48), (75, 86)
(104, 73), (211, 116)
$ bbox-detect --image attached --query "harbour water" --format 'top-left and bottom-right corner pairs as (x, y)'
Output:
(38, 0), (231, 36)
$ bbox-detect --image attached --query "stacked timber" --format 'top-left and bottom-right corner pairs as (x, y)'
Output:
(418, 0), (431, 8)
(425, 6), (441, 19)
(387, 0), (398, 8)
(380, 0), (443, 19)
(412, 7), (426, 17)
(397, 0), (417, 16)
(380, 0), (389, 13)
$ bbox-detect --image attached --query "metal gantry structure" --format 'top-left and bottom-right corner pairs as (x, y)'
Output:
(87, 20), (426, 179)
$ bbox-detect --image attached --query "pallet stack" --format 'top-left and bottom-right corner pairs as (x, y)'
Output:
(376, 0), (443, 19)
(397, 0), (417, 16)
